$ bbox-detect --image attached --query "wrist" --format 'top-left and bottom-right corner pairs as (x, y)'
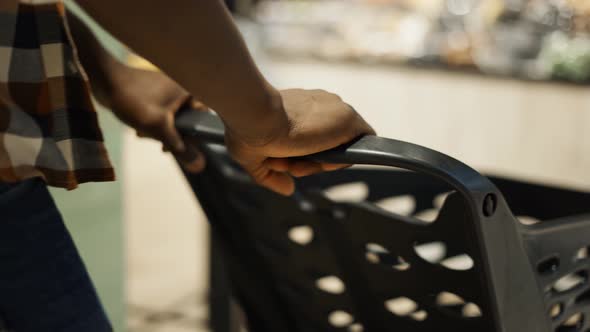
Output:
(222, 85), (290, 147)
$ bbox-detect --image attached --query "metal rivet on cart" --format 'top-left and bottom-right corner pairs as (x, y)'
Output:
(299, 200), (314, 212)
(333, 208), (347, 220)
(483, 194), (497, 217)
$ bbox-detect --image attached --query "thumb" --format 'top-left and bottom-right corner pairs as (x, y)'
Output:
(163, 110), (206, 173)
(161, 112), (186, 154)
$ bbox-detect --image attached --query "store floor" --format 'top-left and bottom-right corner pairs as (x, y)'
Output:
(123, 21), (590, 332)
(123, 132), (210, 332)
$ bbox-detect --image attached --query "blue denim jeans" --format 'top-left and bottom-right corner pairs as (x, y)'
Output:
(0, 178), (112, 332)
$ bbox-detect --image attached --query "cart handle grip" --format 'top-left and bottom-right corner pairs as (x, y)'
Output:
(175, 108), (497, 199)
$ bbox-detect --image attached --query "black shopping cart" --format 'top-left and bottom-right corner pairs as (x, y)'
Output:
(176, 109), (590, 332)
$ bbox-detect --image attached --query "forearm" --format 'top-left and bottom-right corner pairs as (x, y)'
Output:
(66, 9), (123, 108)
(67, 10), (191, 136)
(75, 0), (285, 140)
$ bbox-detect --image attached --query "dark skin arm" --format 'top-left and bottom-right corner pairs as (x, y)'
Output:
(67, 10), (205, 171)
(74, 0), (375, 195)
(75, 0), (281, 140)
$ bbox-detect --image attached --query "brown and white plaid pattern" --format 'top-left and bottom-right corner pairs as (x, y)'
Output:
(0, 0), (114, 190)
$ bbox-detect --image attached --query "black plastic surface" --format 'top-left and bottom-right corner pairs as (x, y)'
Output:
(176, 109), (590, 332)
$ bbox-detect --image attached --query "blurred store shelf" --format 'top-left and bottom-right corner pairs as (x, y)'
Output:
(123, 14), (590, 332)
(255, 0), (590, 84)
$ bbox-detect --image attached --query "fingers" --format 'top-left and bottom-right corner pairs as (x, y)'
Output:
(137, 112), (186, 154)
(351, 109), (376, 137)
(162, 112), (207, 173)
(265, 158), (350, 177)
(358, 118), (376, 137)
(162, 142), (206, 173)
(284, 160), (323, 177)
(239, 157), (351, 196)
(155, 115), (205, 173)
(265, 158), (323, 178)
(161, 112), (186, 154)
(190, 99), (209, 111)
(265, 158), (290, 172)
(179, 156), (206, 173)
(253, 160), (349, 196)
(178, 147), (206, 173)
(260, 158), (350, 196)
(321, 163), (352, 171)
(257, 170), (295, 196)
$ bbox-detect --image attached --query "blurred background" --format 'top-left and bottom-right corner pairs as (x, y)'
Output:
(58, 0), (590, 331)
(253, 0), (590, 83)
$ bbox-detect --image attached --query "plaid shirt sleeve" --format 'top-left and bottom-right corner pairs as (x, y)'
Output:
(0, 0), (114, 190)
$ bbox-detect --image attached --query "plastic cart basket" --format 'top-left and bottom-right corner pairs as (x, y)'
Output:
(175, 109), (590, 332)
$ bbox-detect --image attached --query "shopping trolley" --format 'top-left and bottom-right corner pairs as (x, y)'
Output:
(176, 109), (590, 332)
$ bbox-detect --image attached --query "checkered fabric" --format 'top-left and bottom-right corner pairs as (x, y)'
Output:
(0, 0), (114, 190)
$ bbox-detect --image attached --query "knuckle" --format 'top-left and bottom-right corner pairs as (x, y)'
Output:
(311, 89), (326, 94)
(250, 168), (269, 184)
(137, 115), (162, 132)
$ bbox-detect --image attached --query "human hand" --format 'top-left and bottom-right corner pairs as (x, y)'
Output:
(106, 67), (206, 173)
(67, 9), (205, 172)
(225, 88), (375, 196)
